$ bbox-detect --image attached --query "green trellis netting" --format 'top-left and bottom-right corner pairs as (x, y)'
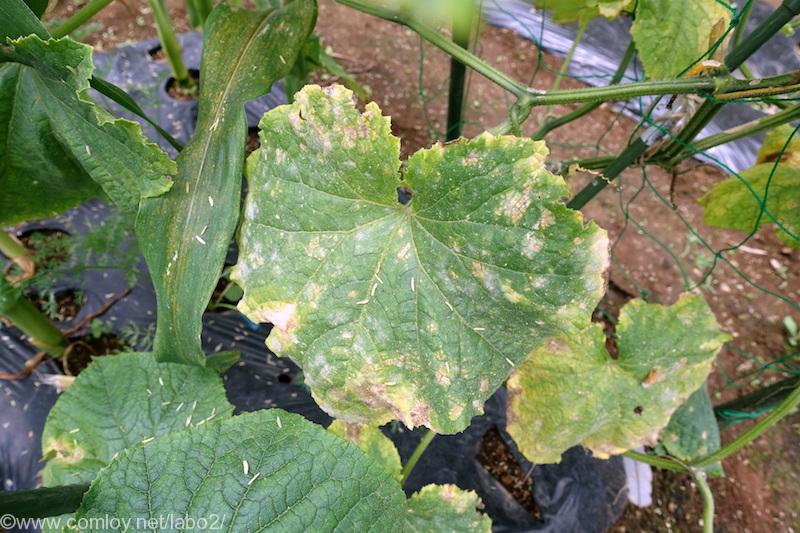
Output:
(406, 0), (800, 423)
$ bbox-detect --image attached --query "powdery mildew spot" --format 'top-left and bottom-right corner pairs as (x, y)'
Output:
(494, 185), (532, 223)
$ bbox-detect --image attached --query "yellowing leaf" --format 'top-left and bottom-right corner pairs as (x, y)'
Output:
(507, 294), (729, 463)
(532, 0), (633, 23)
(405, 484), (491, 532)
(329, 420), (403, 482)
(631, 0), (732, 79)
(234, 84), (609, 434)
(699, 164), (800, 248)
(756, 124), (800, 167)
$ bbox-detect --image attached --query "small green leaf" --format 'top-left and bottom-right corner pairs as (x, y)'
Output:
(328, 420), (403, 482)
(76, 410), (408, 531)
(698, 164), (800, 248)
(0, 36), (176, 225)
(234, 84), (608, 433)
(205, 349), (241, 373)
(531, 0), (633, 23)
(659, 385), (723, 476)
(137, 1), (316, 366)
(507, 294), (729, 463)
(223, 282), (244, 302)
(631, 0), (731, 79)
(41, 352), (233, 486)
(405, 484), (492, 532)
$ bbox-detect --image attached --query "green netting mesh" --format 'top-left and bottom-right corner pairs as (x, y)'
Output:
(410, 0), (799, 423)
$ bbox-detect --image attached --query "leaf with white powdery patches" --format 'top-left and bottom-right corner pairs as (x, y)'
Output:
(76, 410), (408, 532)
(405, 484), (492, 532)
(233, 84), (608, 434)
(41, 353), (233, 486)
(506, 294), (729, 463)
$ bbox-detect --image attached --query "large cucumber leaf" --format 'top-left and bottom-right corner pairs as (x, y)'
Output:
(506, 294), (729, 463)
(531, 0), (633, 23)
(233, 84), (608, 434)
(631, 0), (731, 79)
(0, 63), (102, 224)
(76, 409), (409, 531)
(659, 384), (723, 476)
(137, 1), (316, 367)
(698, 164), (800, 248)
(0, 35), (175, 225)
(39, 353), (232, 532)
(41, 353), (233, 486)
(405, 485), (492, 533)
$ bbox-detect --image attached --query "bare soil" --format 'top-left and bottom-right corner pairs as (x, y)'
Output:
(27, 288), (81, 322)
(61, 333), (125, 375)
(165, 69), (201, 100)
(476, 426), (542, 521)
(44, 0), (800, 530)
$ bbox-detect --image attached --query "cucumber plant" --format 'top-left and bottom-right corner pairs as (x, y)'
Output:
(1, 0), (799, 530)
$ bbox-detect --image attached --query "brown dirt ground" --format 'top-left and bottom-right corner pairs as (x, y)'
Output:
(44, 0), (800, 530)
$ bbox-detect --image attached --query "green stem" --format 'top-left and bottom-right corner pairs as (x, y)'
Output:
(400, 429), (436, 485)
(0, 230), (34, 277)
(147, 0), (194, 90)
(668, 103), (800, 165)
(563, 103), (800, 170)
(570, 0), (800, 208)
(341, 0), (800, 126)
(2, 288), (68, 356)
(622, 449), (686, 473)
(50, 0), (114, 39)
(692, 469), (715, 533)
(691, 381), (800, 468)
(657, 0), (800, 162)
(733, 0), (755, 48)
(566, 138), (649, 209)
(625, 377), (800, 475)
(337, 0), (526, 96)
(0, 484), (89, 518)
(714, 375), (800, 424)
(531, 71), (796, 108)
(90, 76), (184, 151)
(533, 39), (636, 140)
(445, 5), (475, 141)
(544, 20), (587, 118)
